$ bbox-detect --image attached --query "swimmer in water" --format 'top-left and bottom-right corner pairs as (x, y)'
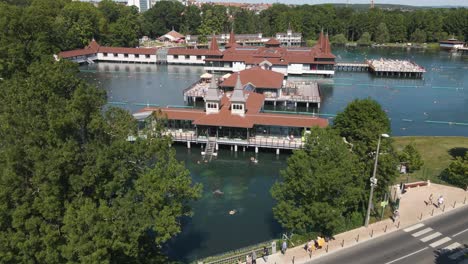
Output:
(229, 209), (237, 215)
(213, 189), (224, 195)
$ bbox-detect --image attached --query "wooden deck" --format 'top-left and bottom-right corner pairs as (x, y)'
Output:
(164, 130), (304, 151)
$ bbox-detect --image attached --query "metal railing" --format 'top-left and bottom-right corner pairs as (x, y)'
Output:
(249, 137), (303, 149)
(166, 132), (304, 149)
(194, 240), (275, 264)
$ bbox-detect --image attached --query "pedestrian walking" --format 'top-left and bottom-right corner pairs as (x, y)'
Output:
(281, 240), (287, 254)
(427, 193), (433, 206)
(262, 246), (269, 262)
(246, 254), (252, 264)
(252, 251), (257, 264)
(438, 195), (444, 208)
(392, 209), (400, 222)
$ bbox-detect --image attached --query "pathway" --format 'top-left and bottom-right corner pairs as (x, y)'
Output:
(251, 183), (467, 264)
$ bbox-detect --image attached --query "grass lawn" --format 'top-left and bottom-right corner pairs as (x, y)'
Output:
(392, 136), (468, 184)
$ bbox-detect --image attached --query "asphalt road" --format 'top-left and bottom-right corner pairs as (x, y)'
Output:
(308, 206), (468, 264)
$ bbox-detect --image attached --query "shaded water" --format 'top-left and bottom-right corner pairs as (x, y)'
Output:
(167, 146), (286, 262)
(78, 47), (468, 261)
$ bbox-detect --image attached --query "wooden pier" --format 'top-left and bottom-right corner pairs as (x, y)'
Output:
(456, 47), (468, 54)
(367, 59), (425, 78)
(335, 59), (425, 78)
(335, 62), (369, 72)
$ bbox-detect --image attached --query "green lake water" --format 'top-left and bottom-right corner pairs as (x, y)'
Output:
(78, 47), (468, 261)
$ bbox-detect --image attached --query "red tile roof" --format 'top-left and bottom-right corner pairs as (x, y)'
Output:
(265, 38), (281, 46)
(220, 67), (284, 89)
(136, 91), (328, 129)
(249, 113), (328, 128)
(168, 48), (214, 56)
(58, 40), (100, 58)
(58, 40), (157, 58)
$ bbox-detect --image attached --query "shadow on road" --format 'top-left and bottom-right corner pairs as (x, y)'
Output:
(434, 244), (468, 264)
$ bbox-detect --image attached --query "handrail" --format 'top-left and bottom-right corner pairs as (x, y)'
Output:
(166, 131), (303, 149)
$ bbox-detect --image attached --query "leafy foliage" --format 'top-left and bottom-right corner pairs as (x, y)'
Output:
(271, 127), (366, 236)
(333, 98), (398, 204)
(375, 23), (390, 44)
(399, 143), (424, 172)
(442, 153), (468, 189)
(0, 61), (202, 262)
(331, 34), (348, 45)
(358, 32), (372, 46)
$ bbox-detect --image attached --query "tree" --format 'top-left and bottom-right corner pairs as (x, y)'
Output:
(331, 33), (348, 45)
(141, 1), (185, 37)
(333, 98), (391, 153)
(0, 60), (202, 262)
(357, 32), (372, 46)
(333, 98), (398, 196)
(271, 127), (366, 237)
(55, 1), (104, 50)
(442, 153), (468, 189)
(181, 5), (202, 34)
(375, 22), (390, 44)
(411, 28), (427, 43)
(399, 143), (424, 173)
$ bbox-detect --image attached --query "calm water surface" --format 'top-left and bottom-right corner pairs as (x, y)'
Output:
(78, 47), (468, 261)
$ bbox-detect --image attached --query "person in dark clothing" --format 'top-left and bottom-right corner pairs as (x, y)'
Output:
(263, 246), (269, 261)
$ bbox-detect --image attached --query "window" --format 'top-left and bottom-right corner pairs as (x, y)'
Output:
(103, 53), (108, 57)
(124, 54), (129, 58)
(207, 103), (217, 109)
(232, 104), (243, 110)
(114, 53), (118, 57)
(197, 55), (202, 60)
(145, 54), (150, 58)
(174, 55), (179, 59)
(135, 54), (139, 58)
(185, 55), (190, 59)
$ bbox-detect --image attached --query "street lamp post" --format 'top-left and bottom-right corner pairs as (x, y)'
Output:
(365, 133), (390, 227)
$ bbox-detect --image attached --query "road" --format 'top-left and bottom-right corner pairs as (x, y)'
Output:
(308, 206), (468, 264)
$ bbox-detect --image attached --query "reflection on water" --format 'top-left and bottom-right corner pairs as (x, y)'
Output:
(77, 47), (468, 261)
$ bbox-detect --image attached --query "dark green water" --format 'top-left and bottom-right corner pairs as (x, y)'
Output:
(78, 47), (468, 261)
(167, 146), (286, 261)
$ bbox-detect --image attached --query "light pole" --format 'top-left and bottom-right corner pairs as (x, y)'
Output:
(365, 133), (390, 227)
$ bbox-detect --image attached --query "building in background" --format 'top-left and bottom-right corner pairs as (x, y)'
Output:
(275, 26), (303, 47)
(170, 31), (335, 76)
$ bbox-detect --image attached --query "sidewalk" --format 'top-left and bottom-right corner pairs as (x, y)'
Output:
(252, 183), (468, 264)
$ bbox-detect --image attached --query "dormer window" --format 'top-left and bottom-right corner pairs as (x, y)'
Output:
(208, 103), (218, 109)
(232, 104), (243, 110)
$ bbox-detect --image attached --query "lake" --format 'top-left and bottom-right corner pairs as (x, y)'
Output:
(78, 47), (468, 261)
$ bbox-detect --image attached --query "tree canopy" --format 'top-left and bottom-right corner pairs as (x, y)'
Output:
(399, 143), (424, 173)
(271, 127), (366, 237)
(333, 99), (398, 205)
(442, 153), (468, 189)
(0, 60), (202, 263)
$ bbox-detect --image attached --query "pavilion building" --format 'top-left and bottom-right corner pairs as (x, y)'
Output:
(168, 30), (335, 76)
(134, 73), (328, 153)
